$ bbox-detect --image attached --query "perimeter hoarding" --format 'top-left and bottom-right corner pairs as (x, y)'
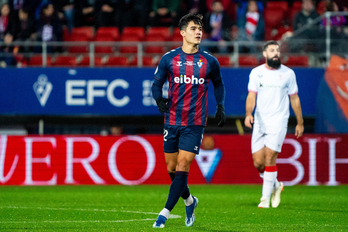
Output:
(0, 134), (346, 186)
(0, 68), (323, 116)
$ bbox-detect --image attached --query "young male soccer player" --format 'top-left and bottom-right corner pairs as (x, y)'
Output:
(244, 40), (304, 208)
(151, 13), (226, 228)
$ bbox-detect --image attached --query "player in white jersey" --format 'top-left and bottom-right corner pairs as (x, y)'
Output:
(244, 41), (304, 208)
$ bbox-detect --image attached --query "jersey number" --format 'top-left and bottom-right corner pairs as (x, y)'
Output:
(163, 129), (168, 141)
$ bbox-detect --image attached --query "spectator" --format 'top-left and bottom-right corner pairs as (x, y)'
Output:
(75, 0), (95, 27)
(187, 0), (207, 15)
(53, 0), (75, 32)
(94, 0), (120, 28)
(293, 0), (319, 31)
(237, 0), (264, 53)
(119, 0), (151, 30)
(0, 33), (17, 67)
(202, 0), (232, 53)
(321, 0), (346, 27)
(0, 3), (12, 40)
(12, 8), (35, 52)
(33, 2), (62, 52)
(149, 0), (181, 27)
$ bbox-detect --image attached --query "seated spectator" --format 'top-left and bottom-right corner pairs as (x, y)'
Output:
(187, 0), (207, 15)
(53, 0), (76, 32)
(293, 0), (319, 31)
(321, 0), (347, 27)
(237, 0), (264, 53)
(202, 0), (232, 53)
(33, 3), (62, 53)
(75, 0), (95, 27)
(94, 0), (120, 28)
(149, 0), (181, 27)
(12, 8), (35, 52)
(0, 3), (12, 41)
(120, 0), (151, 30)
(0, 33), (17, 67)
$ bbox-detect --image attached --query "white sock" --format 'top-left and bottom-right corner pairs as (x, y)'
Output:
(274, 178), (280, 189)
(159, 208), (170, 219)
(183, 194), (194, 206)
(262, 166), (277, 200)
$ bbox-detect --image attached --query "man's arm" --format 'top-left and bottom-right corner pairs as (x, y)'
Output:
(290, 93), (304, 138)
(244, 91), (256, 128)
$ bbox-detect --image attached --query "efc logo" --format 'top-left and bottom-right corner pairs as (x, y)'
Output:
(174, 75), (205, 84)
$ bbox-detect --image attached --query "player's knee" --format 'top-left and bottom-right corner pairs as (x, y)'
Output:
(176, 160), (190, 172)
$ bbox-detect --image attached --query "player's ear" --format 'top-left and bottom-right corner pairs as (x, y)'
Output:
(180, 30), (185, 37)
(262, 50), (267, 59)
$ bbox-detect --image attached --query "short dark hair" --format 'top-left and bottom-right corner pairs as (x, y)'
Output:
(178, 13), (203, 31)
(263, 40), (279, 51)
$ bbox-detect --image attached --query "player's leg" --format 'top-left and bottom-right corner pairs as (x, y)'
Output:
(165, 152), (192, 200)
(251, 125), (266, 178)
(252, 148), (266, 177)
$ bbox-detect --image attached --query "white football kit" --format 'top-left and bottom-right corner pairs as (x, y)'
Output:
(248, 64), (298, 153)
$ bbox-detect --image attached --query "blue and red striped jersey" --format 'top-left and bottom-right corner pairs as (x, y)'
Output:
(152, 47), (225, 126)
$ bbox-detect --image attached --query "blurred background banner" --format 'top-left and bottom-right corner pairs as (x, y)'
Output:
(0, 134), (347, 186)
(315, 55), (348, 133)
(0, 68), (324, 116)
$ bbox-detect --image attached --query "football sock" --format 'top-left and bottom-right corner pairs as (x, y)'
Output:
(184, 194), (194, 206)
(159, 208), (170, 219)
(169, 172), (190, 199)
(274, 178), (280, 189)
(164, 171), (189, 211)
(262, 166), (277, 199)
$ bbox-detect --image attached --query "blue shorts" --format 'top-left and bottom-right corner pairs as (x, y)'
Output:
(163, 125), (205, 154)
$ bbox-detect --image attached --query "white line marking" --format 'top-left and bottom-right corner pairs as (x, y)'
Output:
(0, 206), (181, 219)
(0, 219), (155, 224)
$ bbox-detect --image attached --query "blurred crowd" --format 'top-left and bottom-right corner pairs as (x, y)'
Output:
(0, 0), (347, 66)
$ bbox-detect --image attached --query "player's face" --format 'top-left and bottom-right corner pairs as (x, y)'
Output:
(181, 21), (203, 46)
(263, 45), (281, 69)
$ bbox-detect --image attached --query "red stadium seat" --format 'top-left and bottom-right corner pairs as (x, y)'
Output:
(283, 55), (309, 67)
(122, 27), (145, 40)
(238, 55), (259, 66)
(144, 36), (166, 54)
(316, 0), (326, 15)
(146, 27), (171, 41)
(53, 56), (77, 67)
(264, 8), (284, 28)
(104, 56), (128, 66)
(216, 56), (231, 67)
(79, 56), (106, 67)
(71, 27), (94, 41)
(266, 1), (289, 13)
(95, 27), (119, 41)
(129, 56), (155, 66)
(68, 33), (89, 53)
(28, 55), (52, 66)
(95, 35), (115, 53)
(119, 34), (141, 53)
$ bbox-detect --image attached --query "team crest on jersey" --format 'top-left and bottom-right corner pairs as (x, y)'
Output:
(197, 59), (203, 68)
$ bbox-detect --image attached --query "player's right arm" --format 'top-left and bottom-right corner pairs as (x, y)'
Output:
(245, 69), (258, 128)
(245, 91), (256, 128)
(152, 55), (169, 114)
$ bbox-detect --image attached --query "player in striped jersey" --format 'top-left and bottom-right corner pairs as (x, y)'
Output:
(152, 13), (226, 228)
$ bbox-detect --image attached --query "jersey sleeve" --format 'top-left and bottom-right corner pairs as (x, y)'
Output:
(288, 70), (298, 95)
(209, 57), (225, 106)
(152, 55), (168, 101)
(247, 69), (258, 93)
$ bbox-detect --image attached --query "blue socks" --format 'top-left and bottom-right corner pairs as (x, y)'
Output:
(169, 172), (190, 199)
(165, 171), (189, 211)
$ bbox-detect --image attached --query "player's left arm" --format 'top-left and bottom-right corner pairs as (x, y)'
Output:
(210, 58), (226, 127)
(290, 93), (304, 138)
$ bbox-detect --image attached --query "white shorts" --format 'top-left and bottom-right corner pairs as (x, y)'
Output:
(251, 124), (287, 153)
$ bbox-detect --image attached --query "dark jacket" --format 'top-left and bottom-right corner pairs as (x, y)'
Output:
(237, 12), (265, 41)
(293, 9), (320, 31)
(203, 11), (232, 41)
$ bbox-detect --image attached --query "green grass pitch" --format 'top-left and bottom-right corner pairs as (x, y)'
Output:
(0, 185), (347, 231)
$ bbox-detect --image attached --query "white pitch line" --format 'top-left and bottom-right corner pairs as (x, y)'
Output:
(0, 206), (181, 219)
(0, 218), (155, 224)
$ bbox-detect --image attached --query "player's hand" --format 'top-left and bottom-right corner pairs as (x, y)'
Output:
(295, 124), (304, 138)
(156, 97), (169, 114)
(244, 115), (253, 128)
(215, 105), (226, 127)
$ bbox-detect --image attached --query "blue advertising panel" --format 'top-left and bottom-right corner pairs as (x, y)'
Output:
(0, 68), (324, 116)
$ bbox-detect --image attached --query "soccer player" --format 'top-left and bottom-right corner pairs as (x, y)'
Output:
(151, 13), (226, 228)
(244, 40), (304, 208)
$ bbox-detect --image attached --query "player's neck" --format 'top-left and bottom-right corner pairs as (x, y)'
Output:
(181, 44), (199, 54)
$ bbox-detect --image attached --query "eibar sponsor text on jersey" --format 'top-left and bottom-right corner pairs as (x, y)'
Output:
(174, 75), (205, 84)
